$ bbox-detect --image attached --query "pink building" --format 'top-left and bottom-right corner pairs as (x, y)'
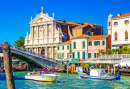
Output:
(87, 35), (111, 60)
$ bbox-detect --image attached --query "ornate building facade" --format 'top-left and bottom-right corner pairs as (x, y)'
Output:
(25, 7), (103, 60)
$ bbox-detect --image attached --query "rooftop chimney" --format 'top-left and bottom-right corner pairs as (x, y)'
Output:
(118, 13), (121, 16)
(91, 32), (94, 36)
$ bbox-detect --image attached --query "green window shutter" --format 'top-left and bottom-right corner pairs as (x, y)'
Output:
(74, 42), (76, 49)
(99, 41), (100, 46)
(62, 46), (64, 50)
(94, 53), (96, 58)
(94, 41), (97, 46)
(88, 53), (89, 58)
(91, 41), (92, 46)
(102, 41), (105, 45)
(67, 45), (69, 50)
(88, 42), (90, 46)
(57, 46), (59, 50)
(90, 53), (91, 58)
(82, 41), (85, 48)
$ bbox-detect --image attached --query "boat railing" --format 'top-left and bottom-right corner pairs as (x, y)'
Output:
(28, 71), (54, 75)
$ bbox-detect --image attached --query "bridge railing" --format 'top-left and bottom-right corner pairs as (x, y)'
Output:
(98, 54), (130, 59)
(10, 45), (61, 64)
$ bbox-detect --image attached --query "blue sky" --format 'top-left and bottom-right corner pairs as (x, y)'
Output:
(0, 0), (130, 45)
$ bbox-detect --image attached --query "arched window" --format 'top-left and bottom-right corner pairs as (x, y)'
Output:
(115, 32), (117, 40)
(109, 21), (111, 26)
(125, 30), (128, 40)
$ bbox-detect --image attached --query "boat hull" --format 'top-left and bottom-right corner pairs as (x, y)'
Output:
(80, 75), (120, 81)
(25, 74), (59, 82)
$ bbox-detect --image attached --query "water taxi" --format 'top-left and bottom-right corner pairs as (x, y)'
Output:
(80, 69), (120, 81)
(25, 71), (59, 82)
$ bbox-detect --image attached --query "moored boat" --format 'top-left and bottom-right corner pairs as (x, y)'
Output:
(25, 71), (59, 82)
(80, 69), (120, 81)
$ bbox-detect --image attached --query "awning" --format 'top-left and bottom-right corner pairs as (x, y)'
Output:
(69, 60), (80, 63)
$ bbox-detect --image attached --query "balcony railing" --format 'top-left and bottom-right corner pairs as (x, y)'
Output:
(98, 54), (130, 59)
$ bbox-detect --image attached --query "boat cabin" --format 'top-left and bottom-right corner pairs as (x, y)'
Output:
(90, 69), (105, 76)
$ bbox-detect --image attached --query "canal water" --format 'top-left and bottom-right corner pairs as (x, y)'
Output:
(0, 71), (130, 89)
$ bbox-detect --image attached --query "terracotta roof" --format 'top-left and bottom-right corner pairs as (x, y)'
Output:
(112, 13), (130, 19)
(56, 20), (82, 26)
(83, 22), (101, 26)
(58, 40), (71, 45)
(88, 35), (110, 40)
(72, 34), (90, 39)
(72, 25), (88, 29)
(72, 22), (102, 30)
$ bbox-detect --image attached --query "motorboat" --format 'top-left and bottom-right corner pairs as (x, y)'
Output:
(25, 71), (59, 82)
(80, 69), (120, 81)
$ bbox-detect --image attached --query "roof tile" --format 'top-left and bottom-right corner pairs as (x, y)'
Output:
(112, 13), (130, 19)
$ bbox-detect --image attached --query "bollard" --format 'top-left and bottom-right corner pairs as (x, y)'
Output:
(72, 64), (73, 74)
(100, 65), (101, 69)
(114, 65), (115, 75)
(67, 65), (68, 74)
(74, 64), (75, 73)
(108, 66), (110, 73)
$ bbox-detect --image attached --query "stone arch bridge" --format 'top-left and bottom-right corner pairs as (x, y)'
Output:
(10, 45), (64, 70)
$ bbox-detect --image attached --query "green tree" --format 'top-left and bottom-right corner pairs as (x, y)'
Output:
(122, 46), (130, 54)
(14, 37), (25, 48)
(106, 49), (112, 54)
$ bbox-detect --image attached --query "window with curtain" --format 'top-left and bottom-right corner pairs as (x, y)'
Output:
(88, 41), (92, 46)
(115, 32), (117, 40)
(125, 30), (128, 40)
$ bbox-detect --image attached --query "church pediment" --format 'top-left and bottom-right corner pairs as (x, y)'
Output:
(30, 12), (55, 24)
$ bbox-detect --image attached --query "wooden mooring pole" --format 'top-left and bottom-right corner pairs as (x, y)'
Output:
(3, 42), (15, 89)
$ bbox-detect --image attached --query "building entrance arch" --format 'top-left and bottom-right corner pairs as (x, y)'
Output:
(41, 49), (45, 56)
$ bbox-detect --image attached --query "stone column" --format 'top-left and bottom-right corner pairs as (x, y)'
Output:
(37, 47), (39, 54)
(31, 26), (34, 39)
(51, 46), (54, 59)
(45, 24), (48, 37)
(45, 47), (48, 57)
(52, 23), (54, 38)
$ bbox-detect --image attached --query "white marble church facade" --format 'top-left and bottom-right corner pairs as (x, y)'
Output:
(25, 8), (62, 59)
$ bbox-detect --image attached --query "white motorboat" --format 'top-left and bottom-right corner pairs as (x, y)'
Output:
(80, 69), (120, 81)
(25, 71), (59, 82)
